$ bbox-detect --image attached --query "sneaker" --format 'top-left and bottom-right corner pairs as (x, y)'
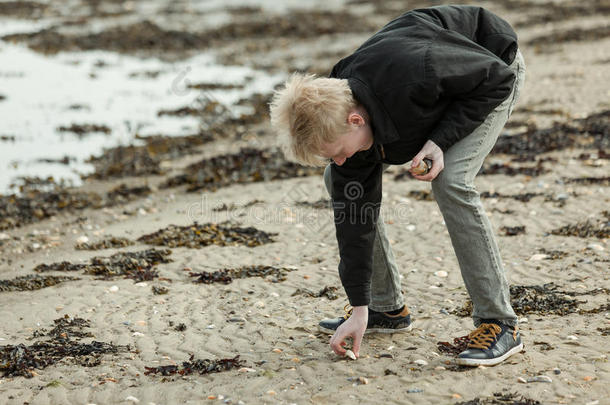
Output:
(318, 304), (413, 334)
(456, 321), (523, 366)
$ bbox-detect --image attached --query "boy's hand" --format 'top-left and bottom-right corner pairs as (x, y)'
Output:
(410, 140), (444, 181)
(330, 306), (367, 358)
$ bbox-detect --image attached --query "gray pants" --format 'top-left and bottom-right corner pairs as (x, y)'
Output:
(324, 50), (525, 327)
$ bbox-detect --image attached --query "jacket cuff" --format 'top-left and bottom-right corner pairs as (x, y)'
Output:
(344, 285), (371, 307)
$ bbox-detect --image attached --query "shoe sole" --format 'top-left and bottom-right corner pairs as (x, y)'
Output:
(455, 342), (524, 367)
(318, 323), (413, 335)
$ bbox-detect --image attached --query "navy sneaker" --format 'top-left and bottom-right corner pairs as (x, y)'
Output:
(318, 304), (413, 334)
(456, 321), (523, 366)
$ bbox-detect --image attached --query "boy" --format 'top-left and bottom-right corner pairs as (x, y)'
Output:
(269, 5), (525, 366)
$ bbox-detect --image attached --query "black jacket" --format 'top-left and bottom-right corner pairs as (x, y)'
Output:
(327, 5), (518, 306)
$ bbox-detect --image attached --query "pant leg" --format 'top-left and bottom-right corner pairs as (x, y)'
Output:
(324, 163), (404, 312)
(430, 50), (525, 328)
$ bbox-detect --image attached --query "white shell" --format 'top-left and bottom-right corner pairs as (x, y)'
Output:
(345, 350), (357, 360)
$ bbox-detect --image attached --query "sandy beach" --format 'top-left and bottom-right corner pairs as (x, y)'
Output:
(0, 0), (608, 404)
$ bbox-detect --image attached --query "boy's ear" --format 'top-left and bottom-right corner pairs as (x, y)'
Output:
(347, 111), (365, 126)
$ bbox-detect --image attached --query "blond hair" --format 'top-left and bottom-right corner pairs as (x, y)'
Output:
(269, 73), (356, 167)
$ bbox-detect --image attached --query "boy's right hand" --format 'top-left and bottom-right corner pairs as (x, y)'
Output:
(329, 305), (368, 358)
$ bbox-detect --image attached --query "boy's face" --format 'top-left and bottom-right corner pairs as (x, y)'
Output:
(317, 112), (374, 166)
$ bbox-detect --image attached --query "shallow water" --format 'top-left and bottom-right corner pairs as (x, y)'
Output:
(0, 42), (282, 194)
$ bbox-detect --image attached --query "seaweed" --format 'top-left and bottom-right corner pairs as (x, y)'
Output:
(161, 148), (323, 192)
(75, 236), (134, 250)
(563, 176), (610, 186)
(190, 265), (295, 284)
(138, 222), (276, 248)
(57, 123), (111, 137)
(437, 335), (470, 357)
(550, 215), (609, 239)
(34, 248), (172, 282)
(291, 286), (339, 300)
(455, 392), (541, 405)
(144, 354), (244, 377)
(294, 199), (332, 209)
(480, 191), (543, 203)
(0, 315), (129, 378)
(0, 274), (80, 293)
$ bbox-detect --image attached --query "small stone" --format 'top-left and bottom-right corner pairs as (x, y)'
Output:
(76, 235), (89, 244)
(452, 394), (462, 399)
(518, 317), (528, 323)
(587, 244), (604, 252)
(440, 308), (450, 315)
(132, 332), (144, 337)
(109, 285), (119, 292)
(267, 390), (276, 395)
(229, 317), (246, 323)
(586, 401), (599, 405)
(206, 324), (215, 329)
(407, 388), (423, 393)
(135, 282), (147, 287)
(345, 350), (357, 360)
(0, 233), (9, 240)
(238, 367), (256, 373)
(413, 359), (428, 366)
(566, 335), (578, 340)
(406, 225), (416, 231)
(208, 395), (217, 400)
(517, 377), (527, 383)
(583, 376), (595, 382)
(291, 357), (300, 363)
(434, 270), (448, 277)
(528, 254), (548, 261)
(553, 368), (561, 375)
(125, 396), (140, 403)
(270, 292), (279, 297)
(434, 366), (446, 371)
(272, 348), (282, 353)
(527, 375), (552, 383)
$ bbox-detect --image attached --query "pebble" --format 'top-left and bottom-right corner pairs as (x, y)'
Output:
(440, 308), (450, 315)
(527, 375), (552, 383)
(587, 244), (604, 252)
(207, 324), (215, 329)
(270, 292), (279, 297)
(434, 366), (446, 371)
(517, 377), (527, 383)
(109, 285), (119, 292)
(266, 390), (276, 396)
(76, 235), (89, 244)
(406, 225), (416, 231)
(345, 350), (357, 360)
(518, 317), (528, 323)
(135, 282), (147, 287)
(413, 359), (428, 366)
(566, 335), (579, 340)
(528, 254), (548, 261)
(238, 367), (256, 373)
(553, 368), (561, 375)
(132, 332), (144, 337)
(0, 233), (9, 240)
(583, 376), (595, 382)
(434, 271), (448, 277)
(586, 401), (599, 405)
(125, 396), (140, 403)
(407, 388), (423, 393)
(229, 317), (246, 323)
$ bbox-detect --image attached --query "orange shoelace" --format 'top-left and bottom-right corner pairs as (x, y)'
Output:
(467, 323), (502, 350)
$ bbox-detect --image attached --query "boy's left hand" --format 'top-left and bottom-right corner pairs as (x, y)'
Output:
(410, 140), (444, 181)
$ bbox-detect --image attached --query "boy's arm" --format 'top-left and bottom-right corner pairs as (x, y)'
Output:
(330, 158), (384, 307)
(425, 29), (516, 152)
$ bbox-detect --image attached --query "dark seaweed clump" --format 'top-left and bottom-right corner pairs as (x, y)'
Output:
(527, 26), (610, 51)
(138, 222), (276, 248)
(501, 226), (526, 236)
(34, 248), (172, 282)
(492, 110), (609, 156)
(480, 191), (543, 203)
(564, 176), (610, 186)
(152, 285), (169, 295)
(550, 213), (609, 239)
(295, 198), (332, 209)
(0, 315), (129, 378)
(538, 248), (569, 260)
(213, 199), (265, 212)
(452, 283), (589, 316)
(0, 274), (80, 293)
(57, 123), (111, 137)
(292, 286), (339, 300)
(437, 335), (470, 357)
(0, 178), (153, 231)
(144, 354), (244, 378)
(455, 392), (541, 405)
(406, 190), (435, 201)
(190, 265), (295, 284)
(161, 148), (323, 192)
(75, 236), (134, 250)
(479, 161), (548, 177)
(84, 134), (214, 180)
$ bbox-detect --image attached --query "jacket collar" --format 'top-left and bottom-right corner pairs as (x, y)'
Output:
(348, 77), (400, 145)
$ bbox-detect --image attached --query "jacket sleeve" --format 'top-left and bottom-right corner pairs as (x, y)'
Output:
(425, 29), (516, 152)
(330, 157), (383, 307)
